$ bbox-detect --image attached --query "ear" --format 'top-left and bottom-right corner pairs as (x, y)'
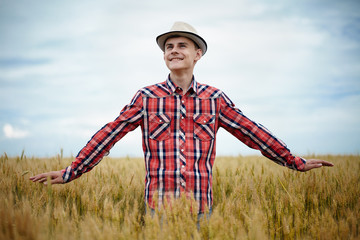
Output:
(194, 49), (202, 61)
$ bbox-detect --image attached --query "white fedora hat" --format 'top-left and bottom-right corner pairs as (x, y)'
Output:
(156, 21), (207, 56)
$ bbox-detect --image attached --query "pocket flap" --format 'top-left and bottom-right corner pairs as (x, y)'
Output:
(193, 114), (215, 125)
(149, 113), (171, 123)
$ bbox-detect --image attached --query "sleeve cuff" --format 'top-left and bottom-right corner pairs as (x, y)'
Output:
(61, 167), (72, 183)
(295, 157), (307, 171)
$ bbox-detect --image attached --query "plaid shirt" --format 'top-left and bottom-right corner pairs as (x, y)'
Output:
(62, 76), (306, 212)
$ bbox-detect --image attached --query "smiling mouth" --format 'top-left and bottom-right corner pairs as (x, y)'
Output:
(170, 58), (183, 61)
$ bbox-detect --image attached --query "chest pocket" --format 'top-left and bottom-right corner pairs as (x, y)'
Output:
(149, 113), (171, 141)
(193, 114), (215, 141)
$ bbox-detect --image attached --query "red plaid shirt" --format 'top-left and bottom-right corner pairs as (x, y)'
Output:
(62, 76), (306, 212)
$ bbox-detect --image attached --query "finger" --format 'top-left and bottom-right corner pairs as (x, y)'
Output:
(29, 175), (40, 180)
(307, 159), (334, 167)
(39, 177), (49, 183)
(312, 160), (333, 167)
(30, 174), (52, 183)
(43, 178), (62, 185)
(29, 174), (45, 182)
(312, 163), (323, 168)
(320, 161), (334, 167)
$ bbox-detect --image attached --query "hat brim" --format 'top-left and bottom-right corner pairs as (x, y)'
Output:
(156, 31), (207, 56)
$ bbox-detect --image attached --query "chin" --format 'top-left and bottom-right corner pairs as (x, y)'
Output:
(168, 64), (184, 71)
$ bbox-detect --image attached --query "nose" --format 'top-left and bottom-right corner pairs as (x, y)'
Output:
(170, 46), (179, 54)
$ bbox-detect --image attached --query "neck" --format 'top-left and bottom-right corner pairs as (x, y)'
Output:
(169, 71), (193, 94)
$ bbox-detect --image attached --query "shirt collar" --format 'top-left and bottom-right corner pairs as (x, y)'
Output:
(166, 75), (198, 96)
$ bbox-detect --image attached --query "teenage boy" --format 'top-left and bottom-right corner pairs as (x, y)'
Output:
(30, 22), (334, 213)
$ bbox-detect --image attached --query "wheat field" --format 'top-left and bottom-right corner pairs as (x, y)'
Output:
(0, 153), (359, 240)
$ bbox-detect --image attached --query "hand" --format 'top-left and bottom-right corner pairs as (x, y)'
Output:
(29, 170), (64, 185)
(300, 159), (334, 172)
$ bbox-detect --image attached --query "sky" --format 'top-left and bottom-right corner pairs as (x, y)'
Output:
(0, 0), (359, 158)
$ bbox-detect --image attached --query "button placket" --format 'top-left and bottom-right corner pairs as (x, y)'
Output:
(180, 164), (186, 188)
(179, 95), (187, 189)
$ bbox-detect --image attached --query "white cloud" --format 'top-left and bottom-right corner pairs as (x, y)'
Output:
(3, 124), (29, 139)
(0, 0), (359, 156)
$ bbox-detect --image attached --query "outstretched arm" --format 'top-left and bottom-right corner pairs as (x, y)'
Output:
(299, 159), (334, 172)
(29, 171), (64, 185)
(218, 92), (335, 172)
(29, 90), (144, 185)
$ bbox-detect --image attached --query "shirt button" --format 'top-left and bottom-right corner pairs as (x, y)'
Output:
(181, 149), (184, 152)
(182, 165), (185, 168)
(181, 100), (185, 104)
(159, 120), (162, 123)
(181, 116), (184, 119)
(181, 182), (186, 187)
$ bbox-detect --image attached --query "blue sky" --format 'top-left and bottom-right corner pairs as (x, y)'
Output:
(1, 0), (359, 157)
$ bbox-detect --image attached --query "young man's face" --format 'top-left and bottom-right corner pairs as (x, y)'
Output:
(163, 36), (202, 73)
